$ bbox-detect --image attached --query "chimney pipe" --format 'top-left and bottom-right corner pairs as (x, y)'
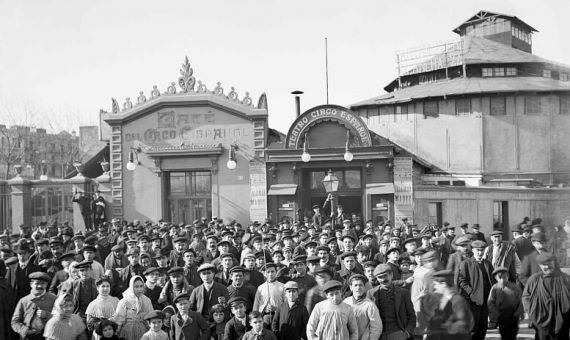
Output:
(291, 90), (304, 117)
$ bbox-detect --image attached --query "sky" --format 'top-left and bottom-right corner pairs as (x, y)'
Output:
(1, 0), (569, 134)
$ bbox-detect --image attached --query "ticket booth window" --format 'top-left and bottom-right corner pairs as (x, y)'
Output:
(167, 171), (212, 224)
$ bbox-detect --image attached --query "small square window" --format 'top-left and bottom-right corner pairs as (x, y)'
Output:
(482, 68), (493, 77)
(423, 101), (439, 118)
(561, 73), (569, 81)
(494, 68), (505, 77)
(455, 98), (471, 115)
(490, 97), (506, 116)
(543, 70), (552, 78)
(525, 95), (541, 115)
(506, 67), (517, 76)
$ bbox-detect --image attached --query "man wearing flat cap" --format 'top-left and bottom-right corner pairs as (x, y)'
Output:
(511, 224), (534, 262)
(343, 274), (383, 340)
(367, 264), (415, 340)
(483, 230), (518, 282)
(271, 281), (310, 340)
(11, 271), (57, 340)
(59, 260), (98, 320)
(189, 263), (229, 320)
(446, 235), (472, 285)
(6, 242), (42, 300)
(227, 266), (256, 313)
(522, 252), (570, 339)
(307, 280), (358, 340)
(457, 240), (495, 340)
(520, 231), (550, 285)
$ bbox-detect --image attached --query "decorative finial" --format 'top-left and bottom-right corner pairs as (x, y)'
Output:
(150, 85), (160, 99)
(178, 56), (196, 92)
(111, 98), (120, 113)
(137, 91), (147, 104)
(227, 86), (238, 101)
(197, 80), (208, 93)
(123, 97), (133, 111)
(257, 93), (268, 110)
(214, 82), (224, 96)
(242, 92), (253, 106)
(167, 82), (177, 95)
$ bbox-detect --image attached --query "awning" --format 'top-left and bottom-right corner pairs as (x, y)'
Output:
(366, 183), (395, 195)
(268, 184), (298, 195)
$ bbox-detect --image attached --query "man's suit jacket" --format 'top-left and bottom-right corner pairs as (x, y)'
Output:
(457, 257), (495, 306)
(189, 282), (229, 316)
(367, 284), (416, 336)
(512, 237), (534, 262)
(6, 262), (42, 300)
(446, 251), (469, 285)
(223, 316), (251, 340)
(59, 278), (98, 315)
(483, 242), (517, 281)
(520, 250), (541, 285)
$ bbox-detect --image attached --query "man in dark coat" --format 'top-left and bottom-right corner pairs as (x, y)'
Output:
(58, 260), (98, 320)
(227, 266), (256, 312)
(446, 235), (472, 285)
(483, 230), (518, 282)
(520, 232), (548, 285)
(6, 243), (42, 300)
(189, 263), (229, 321)
(470, 224), (486, 242)
(512, 225), (534, 261)
(367, 264), (416, 340)
(271, 281), (309, 340)
(457, 240), (495, 340)
(0, 260), (18, 340)
(224, 296), (251, 340)
(522, 252), (570, 340)
(118, 249), (145, 286)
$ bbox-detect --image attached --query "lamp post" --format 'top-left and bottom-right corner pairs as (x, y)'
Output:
(322, 169), (340, 228)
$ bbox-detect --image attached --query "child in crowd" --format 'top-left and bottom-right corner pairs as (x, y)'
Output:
(95, 320), (124, 340)
(210, 304), (227, 340)
(224, 296), (251, 340)
(141, 310), (169, 340)
(488, 267), (524, 340)
(161, 306), (176, 333)
(242, 311), (278, 340)
(43, 293), (87, 340)
(400, 257), (414, 289)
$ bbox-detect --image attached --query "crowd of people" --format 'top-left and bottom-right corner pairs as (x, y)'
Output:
(0, 211), (569, 340)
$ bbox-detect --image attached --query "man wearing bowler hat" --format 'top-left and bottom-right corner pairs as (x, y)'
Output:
(367, 264), (415, 340)
(457, 240), (495, 340)
(11, 271), (57, 340)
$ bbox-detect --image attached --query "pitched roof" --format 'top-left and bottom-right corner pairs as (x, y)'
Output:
(352, 76), (570, 108)
(452, 10), (538, 34)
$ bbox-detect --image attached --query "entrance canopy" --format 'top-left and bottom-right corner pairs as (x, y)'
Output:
(268, 184), (298, 195)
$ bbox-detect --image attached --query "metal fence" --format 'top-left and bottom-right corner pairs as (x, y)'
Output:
(30, 180), (76, 226)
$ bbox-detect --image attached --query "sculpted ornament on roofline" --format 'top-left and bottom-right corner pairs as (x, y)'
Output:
(111, 98), (120, 114)
(178, 56), (196, 92)
(214, 82), (224, 96)
(228, 87), (238, 101)
(123, 97), (133, 111)
(197, 80), (208, 93)
(166, 82), (177, 95)
(137, 91), (147, 105)
(150, 85), (161, 99)
(242, 92), (253, 106)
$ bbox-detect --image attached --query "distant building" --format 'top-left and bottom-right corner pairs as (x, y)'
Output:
(351, 10), (570, 232)
(0, 125), (82, 179)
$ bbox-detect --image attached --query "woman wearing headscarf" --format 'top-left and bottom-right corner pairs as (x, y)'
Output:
(86, 276), (120, 340)
(44, 293), (88, 340)
(110, 275), (153, 340)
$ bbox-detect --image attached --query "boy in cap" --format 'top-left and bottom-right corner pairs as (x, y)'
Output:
(224, 296), (251, 340)
(227, 266), (256, 312)
(343, 274), (382, 340)
(242, 311), (278, 340)
(11, 271), (57, 340)
(271, 281), (310, 340)
(189, 263), (229, 321)
(170, 292), (211, 340)
(141, 310), (169, 340)
(306, 280), (358, 340)
(159, 266), (194, 308)
(252, 262), (285, 328)
(487, 267), (523, 340)
(457, 240), (495, 340)
(143, 267), (163, 309)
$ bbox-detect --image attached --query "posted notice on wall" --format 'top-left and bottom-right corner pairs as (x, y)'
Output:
(249, 162), (268, 222)
(393, 157), (414, 223)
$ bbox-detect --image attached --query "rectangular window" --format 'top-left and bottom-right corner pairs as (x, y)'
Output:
(427, 202), (443, 227)
(494, 67), (505, 77)
(395, 105), (408, 121)
(493, 201), (509, 234)
(561, 73), (569, 81)
(561, 95), (570, 115)
(490, 97), (507, 115)
(309, 169), (361, 190)
(455, 98), (471, 116)
(506, 67), (517, 76)
(423, 101), (439, 118)
(482, 68), (493, 77)
(525, 95), (541, 115)
(543, 70), (552, 78)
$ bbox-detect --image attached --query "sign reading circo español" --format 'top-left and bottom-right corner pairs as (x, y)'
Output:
(286, 105), (372, 149)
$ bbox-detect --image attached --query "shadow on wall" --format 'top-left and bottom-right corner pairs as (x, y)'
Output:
(219, 193), (249, 222)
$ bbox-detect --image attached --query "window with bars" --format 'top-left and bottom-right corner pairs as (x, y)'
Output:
(423, 101), (439, 118)
(506, 67), (517, 76)
(494, 67), (505, 77)
(490, 97), (507, 115)
(525, 95), (541, 115)
(482, 68), (493, 77)
(455, 98), (471, 116)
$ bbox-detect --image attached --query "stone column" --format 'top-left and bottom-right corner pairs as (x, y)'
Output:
(8, 166), (32, 233)
(69, 164), (91, 233)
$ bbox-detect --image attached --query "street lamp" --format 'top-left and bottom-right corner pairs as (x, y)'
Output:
(322, 169), (340, 227)
(301, 133), (311, 163)
(227, 144), (237, 170)
(344, 130), (353, 162)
